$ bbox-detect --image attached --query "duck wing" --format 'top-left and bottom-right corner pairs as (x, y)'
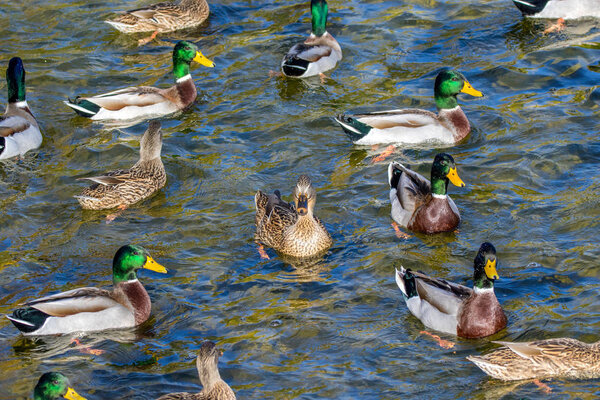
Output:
(24, 287), (121, 317)
(412, 270), (472, 316)
(354, 109), (439, 130)
(0, 116), (31, 137)
(83, 86), (168, 111)
(390, 162), (430, 210)
(493, 338), (585, 360)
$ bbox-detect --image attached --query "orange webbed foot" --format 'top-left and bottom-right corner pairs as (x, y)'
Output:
(258, 244), (270, 260)
(533, 379), (552, 393)
(420, 330), (455, 349)
(138, 31), (159, 46)
(391, 222), (411, 239)
(543, 18), (565, 35)
(372, 145), (395, 163)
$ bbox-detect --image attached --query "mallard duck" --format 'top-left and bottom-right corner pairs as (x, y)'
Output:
(468, 338), (600, 380)
(512, 0), (600, 19)
(64, 41), (214, 121)
(157, 341), (236, 400)
(281, 0), (342, 79)
(33, 372), (86, 400)
(74, 121), (166, 211)
(0, 57), (42, 160)
(388, 153), (464, 234)
(7, 245), (166, 335)
(254, 175), (332, 258)
(335, 69), (483, 145)
(395, 242), (507, 339)
(105, 0), (209, 33)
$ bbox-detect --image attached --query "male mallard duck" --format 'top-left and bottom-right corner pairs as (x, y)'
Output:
(281, 0), (342, 79)
(395, 242), (507, 339)
(33, 372), (86, 400)
(7, 245), (166, 335)
(64, 41), (214, 121)
(157, 341), (236, 400)
(468, 338), (600, 380)
(335, 69), (483, 145)
(512, 0), (600, 19)
(0, 57), (42, 160)
(255, 175), (332, 258)
(75, 121), (166, 211)
(388, 153), (465, 234)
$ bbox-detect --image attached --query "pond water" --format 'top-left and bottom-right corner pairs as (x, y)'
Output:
(1, 0), (600, 398)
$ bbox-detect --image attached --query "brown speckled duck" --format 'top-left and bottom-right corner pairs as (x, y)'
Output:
(395, 242), (507, 339)
(157, 341), (236, 400)
(468, 338), (600, 381)
(388, 153), (465, 234)
(75, 121), (166, 211)
(254, 175), (332, 258)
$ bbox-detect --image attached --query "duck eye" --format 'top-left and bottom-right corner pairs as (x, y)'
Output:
(52, 380), (59, 385)
(133, 251), (139, 256)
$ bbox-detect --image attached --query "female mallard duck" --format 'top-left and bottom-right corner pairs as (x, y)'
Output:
(281, 0), (342, 79)
(512, 0), (600, 19)
(33, 373), (86, 400)
(388, 153), (465, 234)
(0, 57), (42, 160)
(105, 0), (210, 45)
(64, 41), (214, 121)
(468, 338), (600, 380)
(7, 245), (166, 335)
(335, 69), (483, 145)
(255, 175), (332, 258)
(75, 121), (166, 211)
(395, 242), (507, 339)
(158, 341), (236, 400)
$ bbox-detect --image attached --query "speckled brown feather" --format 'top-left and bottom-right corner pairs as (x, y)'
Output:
(108, 0), (209, 33)
(468, 338), (600, 381)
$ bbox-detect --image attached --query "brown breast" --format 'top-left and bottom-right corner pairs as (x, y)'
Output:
(116, 280), (152, 325)
(457, 291), (507, 339)
(409, 195), (460, 233)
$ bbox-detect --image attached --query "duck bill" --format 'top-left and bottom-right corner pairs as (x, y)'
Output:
(446, 167), (465, 187)
(484, 259), (499, 280)
(64, 387), (86, 400)
(143, 256), (167, 273)
(296, 195), (308, 216)
(461, 80), (483, 97)
(193, 51), (215, 68)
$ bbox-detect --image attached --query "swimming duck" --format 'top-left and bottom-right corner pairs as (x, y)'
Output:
(281, 0), (342, 79)
(75, 121), (166, 211)
(395, 242), (507, 339)
(512, 0), (600, 19)
(254, 175), (332, 258)
(64, 41), (214, 121)
(34, 372), (86, 400)
(0, 57), (42, 160)
(468, 338), (600, 380)
(7, 245), (166, 335)
(388, 153), (464, 234)
(335, 69), (483, 145)
(157, 341), (236, 400)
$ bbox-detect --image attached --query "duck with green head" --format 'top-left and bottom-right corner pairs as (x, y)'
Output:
(0, 57), (42, 160)
(395, 242), (507, 339)
(281, 0), (342, 79)
(335, 69), (483, 145)
(34, 373), (86, 400)
(388, 153), (465, 234)
(64, 41), (214, 121)
(7, 245), (167, 335)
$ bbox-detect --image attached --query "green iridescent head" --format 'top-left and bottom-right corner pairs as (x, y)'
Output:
(473, 242), (499, 290)
(112, 244), (167, 284)
(6, 57), (26, 103)
(433, 69), (483, 110)
(33, 373), (86, 400)
(172, 40), (215, 80)
(430, 153), (465, 195)
(311, 0), (328, 37)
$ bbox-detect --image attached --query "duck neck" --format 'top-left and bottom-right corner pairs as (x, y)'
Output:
(199, 362), (222, 390)
(7, 69), (26, 104)
(430, 177), (448, 196)
(173, 59), (191, 81)
(311, 1), (328, 37)
(434, 94), (458, 110)
(473, 269), (494, 291)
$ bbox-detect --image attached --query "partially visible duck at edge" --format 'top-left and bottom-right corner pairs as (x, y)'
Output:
(512, 0), (600, 19)
(33, 372), (86, 400)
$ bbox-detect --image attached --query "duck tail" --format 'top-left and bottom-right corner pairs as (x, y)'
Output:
(388, 162), (403, 190)
(512, 0), (548, 15)
(334, 114), (371, 142)
(64, 97), (100, 118)
(6, 307), (49, 333)
(395, 267), (418, 299)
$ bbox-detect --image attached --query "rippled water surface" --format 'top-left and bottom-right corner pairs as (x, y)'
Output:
(1, 0), (600, 398)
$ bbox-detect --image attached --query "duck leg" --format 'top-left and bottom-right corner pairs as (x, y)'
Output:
(106, 204), (128, 224)
(391, 222), (411, 239)
(371, 145), (395, 163)
(318, 73), (328, 84)
(533, 379), (552, 393)
(71, 338), (105, 356)
(138, 30), (159, 46)
(257, 244), (270, 259)
(543, 18), (565, 35)
(268, 70), (283, 78)
(420, 331), (455, 349)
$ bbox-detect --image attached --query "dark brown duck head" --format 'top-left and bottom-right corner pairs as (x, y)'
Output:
(293, 175), (317, 217)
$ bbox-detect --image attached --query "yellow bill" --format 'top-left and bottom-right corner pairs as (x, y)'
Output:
(64, 387), (86, 400)
(461, 80), (483, 97)
(193, 51), (215, 68)
(143, 256), (167, 273)
(484, 258), (499, 280)
(446, 167), (465, 187)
